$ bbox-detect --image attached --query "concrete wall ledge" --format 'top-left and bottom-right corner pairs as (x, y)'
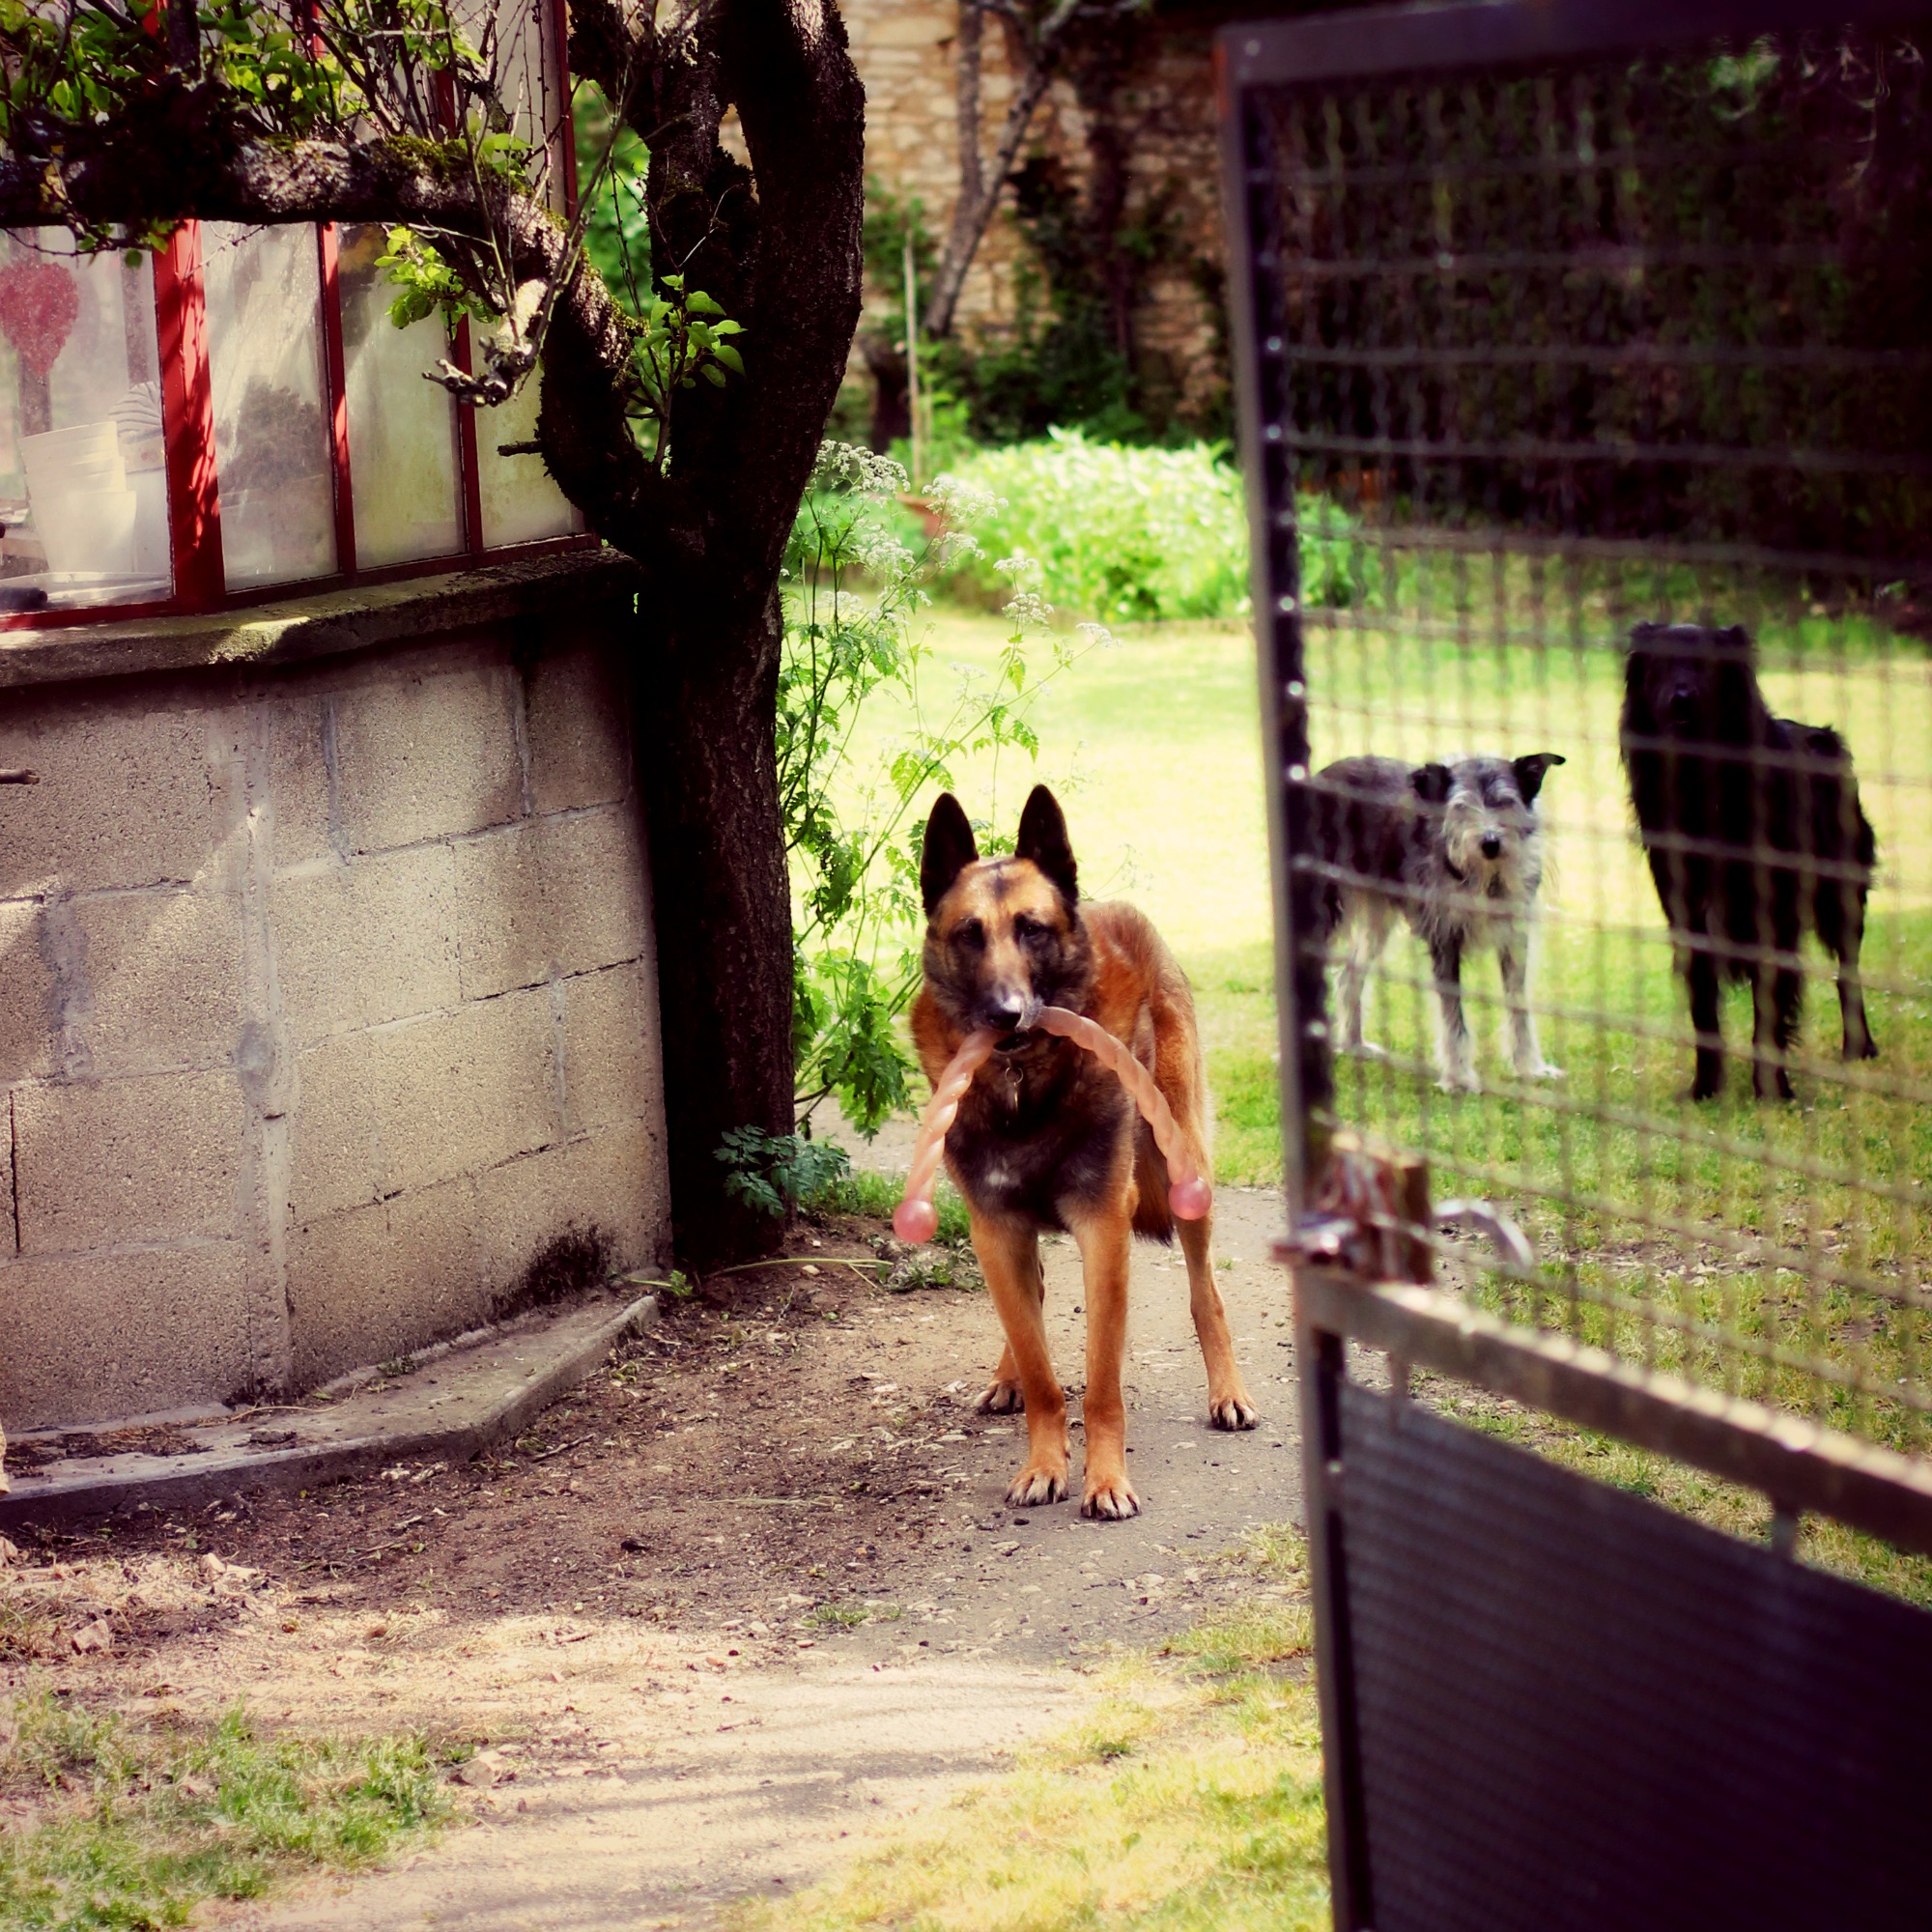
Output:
(0, 1289), (659, 1528)
(0, 548), (644, 693)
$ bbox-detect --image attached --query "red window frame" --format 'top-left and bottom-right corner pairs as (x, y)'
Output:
(2, 34), (594, 634)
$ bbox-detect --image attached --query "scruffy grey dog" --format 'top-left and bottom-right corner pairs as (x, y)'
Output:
(1308, 753), (1566, 1091)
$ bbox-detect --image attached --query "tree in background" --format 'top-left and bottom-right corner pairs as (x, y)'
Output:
(923, 0), (1146, 342)
(873, 0), (1227, 452)
(0, 0), (867, 1264)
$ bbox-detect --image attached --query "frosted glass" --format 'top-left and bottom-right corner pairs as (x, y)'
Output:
(203, 223), (337, 590)
(475, 376), (580, 549)
(338, 225), (464, 568)
(0, 232), (170, 611)
(447, 0), (577, 552)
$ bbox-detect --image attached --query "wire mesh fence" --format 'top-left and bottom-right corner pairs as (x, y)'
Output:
(1234, 7), (1932, 1467)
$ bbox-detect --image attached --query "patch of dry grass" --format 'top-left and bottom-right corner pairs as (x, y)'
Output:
(736, 1529), (1328, 1932)
(0, 1684), (452, 1930)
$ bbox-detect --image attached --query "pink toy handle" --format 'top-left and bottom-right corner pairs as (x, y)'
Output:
(892, 1005), (1211, 1244)
(892, 1027), (998, 1243)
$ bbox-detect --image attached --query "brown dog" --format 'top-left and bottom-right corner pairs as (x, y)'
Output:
(909, 785), (1258, 1520)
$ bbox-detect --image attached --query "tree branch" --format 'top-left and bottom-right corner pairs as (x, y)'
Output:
(923, 0), (1146, 340)
(928, 0), (984, 342)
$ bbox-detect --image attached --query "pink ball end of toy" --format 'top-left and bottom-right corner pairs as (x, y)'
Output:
(1171, 1175), (1211, 1221)
(894, 1198), (940, 1244)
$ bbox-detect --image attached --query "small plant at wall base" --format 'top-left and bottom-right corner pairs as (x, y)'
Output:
(717, 1128), (852, 1219)
(494, 1225), (616, 1319)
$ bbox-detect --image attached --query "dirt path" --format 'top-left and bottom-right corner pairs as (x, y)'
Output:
(3, 1174), (1301, 1930)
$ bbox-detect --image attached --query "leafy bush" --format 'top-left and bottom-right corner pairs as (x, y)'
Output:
(781, 443), (1107, 1137)
(942, 431), (1247, 624)
(935, 432), (1382, 624)
(716, 1127), (853, 1219)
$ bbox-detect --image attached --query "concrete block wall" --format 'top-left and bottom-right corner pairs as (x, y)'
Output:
(0, 571), (670, 1429)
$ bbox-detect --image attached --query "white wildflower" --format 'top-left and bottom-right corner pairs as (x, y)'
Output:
(1002, 590), (1054, 634)
(812, 440), (909, 498)
(924, 473), (1001, 527)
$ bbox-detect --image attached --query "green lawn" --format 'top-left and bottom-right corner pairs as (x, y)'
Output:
(851, 596), (1932, 1469)
(840, 610), (1287, 1185)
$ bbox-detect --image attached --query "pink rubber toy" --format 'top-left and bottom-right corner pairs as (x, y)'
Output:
(892, 1006), (1211, 1244)
(892, 1027), (999, 1243)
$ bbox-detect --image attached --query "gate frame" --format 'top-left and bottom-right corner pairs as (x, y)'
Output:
(1215, 7), (1932, 1924)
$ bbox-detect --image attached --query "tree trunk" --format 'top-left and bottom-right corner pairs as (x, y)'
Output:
(630, 587), (796, 1269)
(926, 53), (1057, 340)
(862, 335), (910, 452)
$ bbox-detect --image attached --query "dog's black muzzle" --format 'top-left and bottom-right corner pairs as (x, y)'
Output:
(985, 994), (1045, 1051)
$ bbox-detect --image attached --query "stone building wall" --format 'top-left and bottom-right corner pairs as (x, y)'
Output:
(843, 0), (1229, 427)
(0, 554), (670, 1430)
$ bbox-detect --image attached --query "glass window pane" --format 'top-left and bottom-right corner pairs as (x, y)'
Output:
(455, 0), (578, 552)
(475, 377), (581, 549)
(0, 232), (170, 612)
(203, 223), (337, 591)
(338, 225), (464, 568)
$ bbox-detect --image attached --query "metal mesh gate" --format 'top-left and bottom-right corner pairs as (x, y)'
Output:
(1218, 3), (1932, 1924)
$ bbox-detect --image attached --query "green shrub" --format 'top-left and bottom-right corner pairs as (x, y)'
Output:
(942, 431), (1247, 623)
(936, 432), (1383, 624)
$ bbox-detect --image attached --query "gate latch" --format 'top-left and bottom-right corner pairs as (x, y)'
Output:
(1285, 1130), (1535, 1284)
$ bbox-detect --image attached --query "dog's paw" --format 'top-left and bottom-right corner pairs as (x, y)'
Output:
(1518, 1060), (1565, 1082)
(1208, 1394), (1260, 1432)
(975, 1379), (1025, 1415)
(1436, 1070), (1481, 1095)
(1081, 1470), (1140, 1520)
(1007, 1463), (1067, 1508)
(1345, 1038), (1390, 1062)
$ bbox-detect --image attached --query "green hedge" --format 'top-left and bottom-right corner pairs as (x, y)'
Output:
(938, 431), (1381, 624)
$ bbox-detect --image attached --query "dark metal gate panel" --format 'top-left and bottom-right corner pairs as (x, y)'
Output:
(1331, 1376), (1932, 1932)
(1218, 2), (1932, 1924)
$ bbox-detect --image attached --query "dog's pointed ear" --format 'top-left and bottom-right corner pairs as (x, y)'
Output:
(1719, 623), (1755, 658)
(1512, 753), (1566, 803)
(1411, 762), (1454, 805)
(920, 793), (980, 915)
(1016, 784), (1079, 906)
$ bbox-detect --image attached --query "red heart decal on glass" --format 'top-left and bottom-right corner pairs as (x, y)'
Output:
(0, 261), (81, 378)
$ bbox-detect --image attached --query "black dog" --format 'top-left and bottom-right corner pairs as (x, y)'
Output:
(1620, 622), (1878, 1100)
